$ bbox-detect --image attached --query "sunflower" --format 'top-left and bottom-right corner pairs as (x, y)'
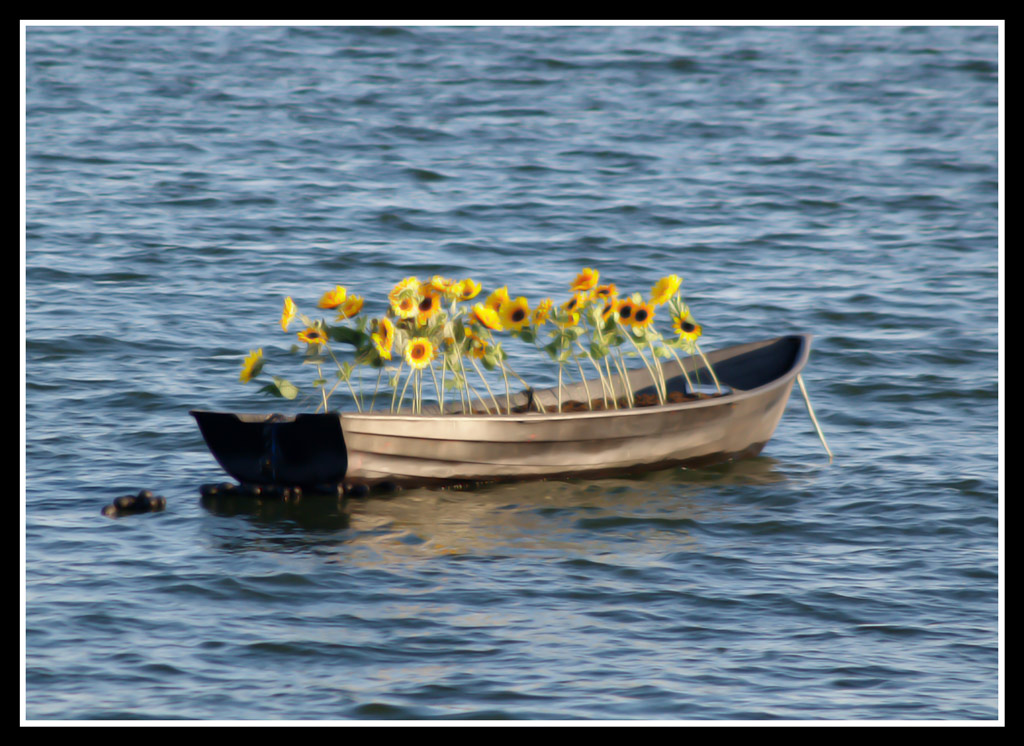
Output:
(631, 300), (656, 328)
(454, 278), (482, 301)
(592, 283), (618, 304)
(371, 317), (394, 360)
(416, 291), (442, 325)
(650, 275), (682, 306)
(599, 299), (618, 323)
(336, 294), (364, 320)
(392, 294), (418, 319)
(317, 285), (348, 309)
(280, 296), (297, 331)
(562, 292), (589, 316)
(616, 298), (638, 325)
(470, 303), (503, 331)
(673, 308), (702, 341)
(404, 337), (435, 370)
(388, 276), (419, 304)
(485, 286), (510, 313)
(532, 297), (553, 327)
(570, 267), (599, 292)
(239, 348), (263, 383)
(500, 296), (531, 331)
(297, 326), (329, 347)
(429, 275), (457, 297)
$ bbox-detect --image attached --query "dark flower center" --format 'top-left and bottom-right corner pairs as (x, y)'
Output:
(682, 321), (695, 333)
(620, 305), (632, 319)
(635, 309), (648, 323)
(419, 297), (434, 312)
(511, 309), (526, 322)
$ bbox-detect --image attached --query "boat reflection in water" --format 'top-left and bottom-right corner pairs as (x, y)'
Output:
(198, 456), (788, 561)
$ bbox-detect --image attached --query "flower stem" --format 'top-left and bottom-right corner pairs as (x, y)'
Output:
(612, 349), (635, 407)
(664, 342), (696, 394)
(429, 359), (443, 412)
(603, 357), (619, 409)
(618, 324), (665, 404)
(694, 342), (722, 393)
(322, 342), (360, 411)
(574, 355), (594, 410)
(557, 363), (563, 413)
(439, 355), (447, 413)
(450, 341), (476, 414)
(369, 366), (383, 412)
(344, 376), (363, 413)
(469, 356), (503, 413)
(317, 363), (328, 411)
(499, 352), (511, 413)
(502, 361), (546, 412)
(575, 340), (611, 409)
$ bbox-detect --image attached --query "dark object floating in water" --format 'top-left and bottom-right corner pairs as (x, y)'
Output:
(192, 334), (813, 490)
(102, 490), (167, 518)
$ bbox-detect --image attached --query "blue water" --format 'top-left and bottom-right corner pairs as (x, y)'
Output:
(24, 25), (1000, 721)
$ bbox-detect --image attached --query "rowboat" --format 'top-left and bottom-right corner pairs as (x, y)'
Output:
(192, 333), (812, 490)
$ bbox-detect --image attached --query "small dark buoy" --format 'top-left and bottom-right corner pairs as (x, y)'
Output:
(113, 495), (137, 510)
(102, 492), (167, 518)
(374, 481), (399, 494)
(345, 483), (370, 498)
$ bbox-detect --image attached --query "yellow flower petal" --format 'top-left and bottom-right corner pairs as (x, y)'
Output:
(532, 298), (553, 326)
(281, 297), (297, 331)
(485, 286), (510, 313)
(471, 303), (503, 331)
(455, 278), (482, 301)
(570, 267), (599, 292)
(317, 285), (347, 309)
(337, 295), (364, 320)
(239, 348), (263, 383)
(650, 275), (682, 306)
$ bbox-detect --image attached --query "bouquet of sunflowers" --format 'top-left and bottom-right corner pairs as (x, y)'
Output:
(238, 268), (721, 415)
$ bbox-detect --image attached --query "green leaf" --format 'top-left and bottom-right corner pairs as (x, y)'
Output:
(326, 325), (369, 347)
(260, 376), (299, 400)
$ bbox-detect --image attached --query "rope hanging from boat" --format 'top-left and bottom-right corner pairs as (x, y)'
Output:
(796, 373), (833, 464)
